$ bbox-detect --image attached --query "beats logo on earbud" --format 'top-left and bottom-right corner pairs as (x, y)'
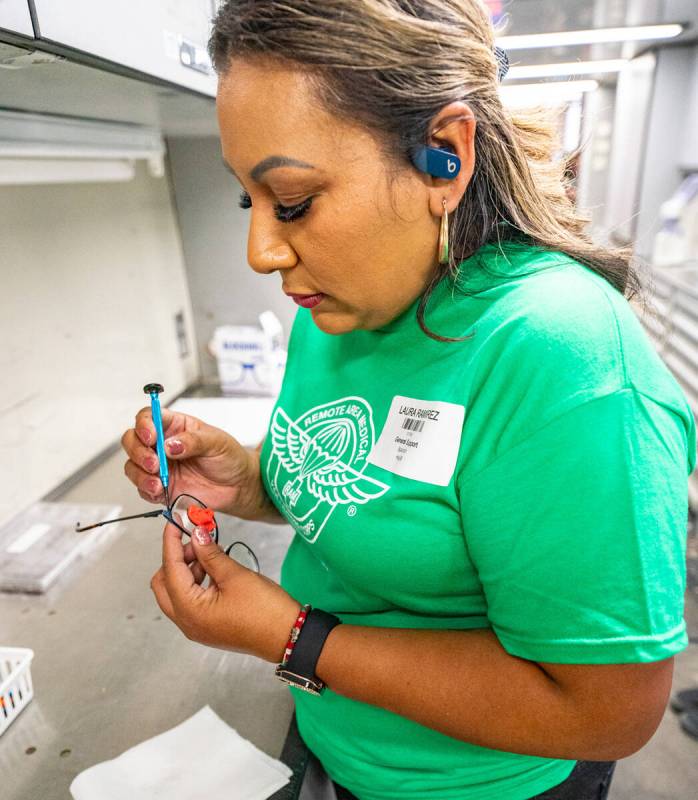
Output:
(410, 146), (461, 179)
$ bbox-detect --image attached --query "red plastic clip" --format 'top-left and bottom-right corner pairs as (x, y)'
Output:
(187, 505), (216, 533)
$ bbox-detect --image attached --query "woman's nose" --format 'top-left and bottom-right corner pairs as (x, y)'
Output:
(247, 219), (298, 275)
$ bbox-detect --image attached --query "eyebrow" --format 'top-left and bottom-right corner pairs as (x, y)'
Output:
(222, 155), (317, 182)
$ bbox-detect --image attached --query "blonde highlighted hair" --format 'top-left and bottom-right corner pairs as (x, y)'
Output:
(210, 0), (644, 341)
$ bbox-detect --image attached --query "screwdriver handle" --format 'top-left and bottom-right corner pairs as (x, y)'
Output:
(143, 383), (169, 494)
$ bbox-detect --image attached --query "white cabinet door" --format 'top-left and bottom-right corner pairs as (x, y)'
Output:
(32, 0), (218, 96)
(0, 0), (34, 37)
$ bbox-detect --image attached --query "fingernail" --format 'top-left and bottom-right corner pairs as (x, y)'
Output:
(165, 438), (184, 455)
(138, 428), (151, 445)
(148, 479), (160, 493)
(193, 526), (212, 545)
(145, 456), (158, 472)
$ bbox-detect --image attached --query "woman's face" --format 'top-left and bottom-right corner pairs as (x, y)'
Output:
(216, 58), (472, 334)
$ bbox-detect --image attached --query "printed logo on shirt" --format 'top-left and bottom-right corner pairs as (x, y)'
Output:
(265, 396), (390, 543)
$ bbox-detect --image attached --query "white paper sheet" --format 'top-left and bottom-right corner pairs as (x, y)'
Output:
(70, 705), (292, 800)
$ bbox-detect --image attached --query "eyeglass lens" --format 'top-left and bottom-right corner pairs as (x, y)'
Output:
(170, 494), (259, 573)
(170, 494), (217, 540)
(225, 541), (260, 573)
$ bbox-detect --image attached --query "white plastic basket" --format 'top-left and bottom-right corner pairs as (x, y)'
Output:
(0, 647), (34, 736)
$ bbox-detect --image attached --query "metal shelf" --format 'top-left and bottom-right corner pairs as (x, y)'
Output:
(643, 265), (698, 509)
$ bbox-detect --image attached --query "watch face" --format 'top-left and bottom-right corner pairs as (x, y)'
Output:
(275, 667), (324, 696)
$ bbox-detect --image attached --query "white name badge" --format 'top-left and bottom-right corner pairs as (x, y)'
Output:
(367, 396), (465, 486)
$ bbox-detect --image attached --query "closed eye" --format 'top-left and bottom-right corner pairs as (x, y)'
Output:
(238, 190), (313, 223)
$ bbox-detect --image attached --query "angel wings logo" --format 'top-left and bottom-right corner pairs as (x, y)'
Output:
(265, 396), (390, 543)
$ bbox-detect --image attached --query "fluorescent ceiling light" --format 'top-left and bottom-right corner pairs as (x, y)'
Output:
(507, 59), (627, 80)
(497, 23), (683, 50)
(0, 110), (164, 185)
(0, 158), (136, 185)
(499, 80), (599, 107)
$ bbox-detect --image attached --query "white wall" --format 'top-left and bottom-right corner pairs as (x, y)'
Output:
(602, 54), (655, 245)
(576, 85), (617, 240)
(0, 162), (199, 527)
(167, 136), (297, 386)
(634, 44), (698, 260)
(681, 49), (698, 172)
(629, 0), (698, 259)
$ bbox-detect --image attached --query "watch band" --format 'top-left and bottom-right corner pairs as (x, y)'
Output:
(275, 608), (341, 696)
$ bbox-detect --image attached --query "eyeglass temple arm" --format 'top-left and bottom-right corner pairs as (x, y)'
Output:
(75, 509), (164, 532)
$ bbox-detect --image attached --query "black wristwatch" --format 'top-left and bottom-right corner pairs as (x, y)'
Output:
(275, 608), (342, 696)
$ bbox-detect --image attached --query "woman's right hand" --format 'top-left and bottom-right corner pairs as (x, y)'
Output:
(121, 406), (255, 514)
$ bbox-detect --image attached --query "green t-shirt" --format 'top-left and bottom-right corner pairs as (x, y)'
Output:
(260, 240), (696, 800)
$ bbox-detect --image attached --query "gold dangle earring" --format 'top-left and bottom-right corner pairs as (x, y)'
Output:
(438, 198), (449, 265)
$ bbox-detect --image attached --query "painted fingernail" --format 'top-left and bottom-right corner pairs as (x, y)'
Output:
(138, 428), (151, 445)
(165, 438), (184, 455)
(148, 479), (159, 493)
(145, 456), (157, 472)
(193, 526), (212, 545)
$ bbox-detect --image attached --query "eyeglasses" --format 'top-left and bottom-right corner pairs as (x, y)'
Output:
(75, 493), (259, 573)
(220, 361), (274, 389)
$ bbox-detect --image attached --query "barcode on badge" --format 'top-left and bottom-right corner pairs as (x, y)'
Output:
(402, 418), (425, 432)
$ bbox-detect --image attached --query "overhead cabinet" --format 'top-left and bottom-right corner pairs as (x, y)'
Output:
(0, 0), (34, 37)
(31, 0), (218, 96)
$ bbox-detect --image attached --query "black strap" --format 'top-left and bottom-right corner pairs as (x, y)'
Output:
(285, 608), (341, 682)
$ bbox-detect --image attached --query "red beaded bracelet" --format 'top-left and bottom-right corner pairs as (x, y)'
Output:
(279, 604), (311, 667)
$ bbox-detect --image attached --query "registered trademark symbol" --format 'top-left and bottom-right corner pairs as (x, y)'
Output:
(347, 505), (357, 517)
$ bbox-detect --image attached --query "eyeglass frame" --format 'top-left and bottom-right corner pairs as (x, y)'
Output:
(220, 360), (275, 389)
(75, 492), (260, 572)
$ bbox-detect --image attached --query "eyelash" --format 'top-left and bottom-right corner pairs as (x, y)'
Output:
(238, 190), (313, 223)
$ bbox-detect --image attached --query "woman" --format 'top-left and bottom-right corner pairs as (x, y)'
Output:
(121, 2), (696, 798)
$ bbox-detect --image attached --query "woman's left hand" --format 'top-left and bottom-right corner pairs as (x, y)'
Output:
(150, 522), (301, 662)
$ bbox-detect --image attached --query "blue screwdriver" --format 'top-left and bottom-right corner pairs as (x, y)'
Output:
(143, 383), (170, 508)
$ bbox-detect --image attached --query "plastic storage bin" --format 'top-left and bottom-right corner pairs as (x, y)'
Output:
(208, 311), (287, 397)
(0, 647), (34, 736)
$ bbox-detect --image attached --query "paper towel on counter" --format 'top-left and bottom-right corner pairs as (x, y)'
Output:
(70, 705), (292, 800)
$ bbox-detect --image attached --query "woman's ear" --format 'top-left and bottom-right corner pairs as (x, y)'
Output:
(426, 102), (477, 217)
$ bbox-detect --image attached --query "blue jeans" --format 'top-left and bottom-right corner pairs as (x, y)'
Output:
(332, 760), (617, 800)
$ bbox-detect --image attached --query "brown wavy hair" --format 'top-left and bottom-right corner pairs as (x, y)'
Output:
(209, 0), (646, 341)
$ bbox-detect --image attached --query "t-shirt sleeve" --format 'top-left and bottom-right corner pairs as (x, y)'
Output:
(458, 387), (693, 664)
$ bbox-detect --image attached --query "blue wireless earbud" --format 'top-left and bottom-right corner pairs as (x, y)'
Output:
(411, 146), (461, 179)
